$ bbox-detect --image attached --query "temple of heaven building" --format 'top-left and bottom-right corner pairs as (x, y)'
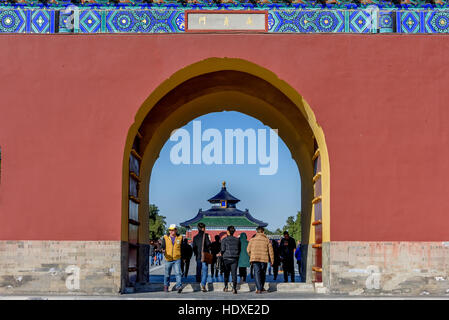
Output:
(180, 182), (268, 242)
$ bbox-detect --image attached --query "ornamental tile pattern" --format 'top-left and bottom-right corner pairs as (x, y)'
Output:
(1, 5), (449, 34)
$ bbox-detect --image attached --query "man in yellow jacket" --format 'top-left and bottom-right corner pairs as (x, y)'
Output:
(161, 224), (183, 293)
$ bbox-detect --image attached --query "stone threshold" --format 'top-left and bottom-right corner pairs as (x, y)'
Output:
(129, 282), (317, 293)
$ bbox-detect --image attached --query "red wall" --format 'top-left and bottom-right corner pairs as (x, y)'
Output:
(0, 34), (448, 241)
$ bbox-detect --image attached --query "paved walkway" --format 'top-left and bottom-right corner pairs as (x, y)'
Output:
(149, 258), (302, 284)
(1, 260), (447, 300)
(1, 293), (448, 300)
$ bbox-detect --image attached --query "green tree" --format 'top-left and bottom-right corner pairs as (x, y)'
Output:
(282, 211), (301, 242)
(148, 204), (166, 240)
(294, 211), (302, 242)
(265, 228), (283, 236)
(177, 226), (187, 235)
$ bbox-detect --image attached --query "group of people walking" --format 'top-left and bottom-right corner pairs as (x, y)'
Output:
(156, 222), (302, 294)
(149, 240), (163, 266)
(270, 232), (302, 282)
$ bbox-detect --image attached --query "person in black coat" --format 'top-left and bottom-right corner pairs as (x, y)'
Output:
(210, 235), (221, 278)
(220, 226), (241, 293)
(181, 238), (193, 277)
(270, 239), (281, 280)
(149, 240), (155, 266)
(192, 223), (211, 291)
(279, 231), (296, 282)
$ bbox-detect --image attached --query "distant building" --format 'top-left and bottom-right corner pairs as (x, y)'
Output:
(180, 182), (268, 242)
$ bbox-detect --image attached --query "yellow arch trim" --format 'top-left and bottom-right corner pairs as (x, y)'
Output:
(122, 57), (330, 243)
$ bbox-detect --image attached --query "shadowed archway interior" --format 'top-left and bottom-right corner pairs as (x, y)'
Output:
(121, 59), (330, 291)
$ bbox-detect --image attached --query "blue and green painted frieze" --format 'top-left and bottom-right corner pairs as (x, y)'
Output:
(1, 2), (449, 33)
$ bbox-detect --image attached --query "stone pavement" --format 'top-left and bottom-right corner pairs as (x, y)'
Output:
(148, 258), (303, 283)
(1, 260), (448, 299)
(140, 259), (311, 293)
(1, 292), (449, 300)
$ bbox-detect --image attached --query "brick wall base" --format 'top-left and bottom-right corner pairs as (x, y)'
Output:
(0, 241), (121, 295)
(1, 240), (448, 295)
(328, 241), (449, 295)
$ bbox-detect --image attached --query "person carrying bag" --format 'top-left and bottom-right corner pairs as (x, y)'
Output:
(201, 232), (213, 264)
(193, 223), (211, 292)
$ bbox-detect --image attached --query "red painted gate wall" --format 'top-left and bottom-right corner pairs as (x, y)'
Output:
(0, 34), (448, 242)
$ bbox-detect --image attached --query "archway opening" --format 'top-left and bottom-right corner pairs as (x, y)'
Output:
(121, 60), (330, 292)
(148, 110), (303, 283)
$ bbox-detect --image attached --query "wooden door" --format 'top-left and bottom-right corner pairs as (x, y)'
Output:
(128, 133), (142, 285)
(312, 140), (323, 282)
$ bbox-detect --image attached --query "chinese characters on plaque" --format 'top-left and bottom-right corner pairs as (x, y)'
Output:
(186, 11), (267, 32)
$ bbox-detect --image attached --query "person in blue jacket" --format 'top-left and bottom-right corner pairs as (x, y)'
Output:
(294, 240), (302, 281)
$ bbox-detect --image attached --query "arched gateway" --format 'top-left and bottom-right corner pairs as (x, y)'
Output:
(1, 34), (449, 296)
(120, 58), (330, 292)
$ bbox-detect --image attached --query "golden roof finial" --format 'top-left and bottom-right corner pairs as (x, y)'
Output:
(222, 181), (226, 188)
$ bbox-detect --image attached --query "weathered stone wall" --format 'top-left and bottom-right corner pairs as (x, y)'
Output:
(329, 241), (449, 296)
(301, 243), (331, 287)
(2, 240), (448, 296)
(0, 241), (121, 295)
(301, 243), (314, 284)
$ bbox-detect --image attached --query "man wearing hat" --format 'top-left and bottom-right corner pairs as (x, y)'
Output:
(161, 224), (183, 293)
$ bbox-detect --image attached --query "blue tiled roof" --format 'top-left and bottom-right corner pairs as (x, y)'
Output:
(208, 186), (240, 203)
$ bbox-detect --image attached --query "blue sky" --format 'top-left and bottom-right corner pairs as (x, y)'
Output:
(148, 111), (301, 231)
